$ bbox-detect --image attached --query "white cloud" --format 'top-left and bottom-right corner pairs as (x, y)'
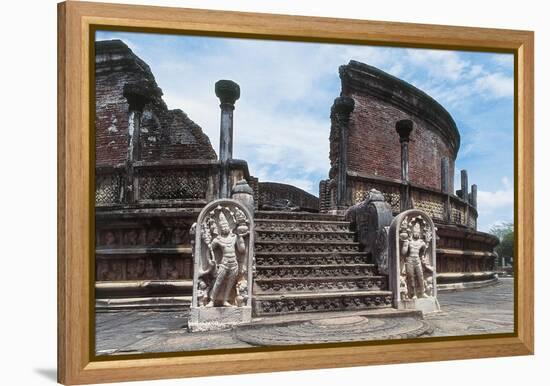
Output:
(478, 188), (514, 211)
(475, 176), (514, 232)
(406, 49), (469, 82)
(474, 72), (514, 98)
(492, 55), (514, 68)
(477, 176), (514, 213)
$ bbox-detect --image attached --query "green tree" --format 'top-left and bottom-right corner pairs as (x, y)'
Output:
(489, 222), (514, 260)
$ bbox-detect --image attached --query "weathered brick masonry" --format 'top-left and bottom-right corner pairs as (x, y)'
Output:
(95, 40), (216, 167)
(95, 41), (222, 310)
(330, 60), (459, 192)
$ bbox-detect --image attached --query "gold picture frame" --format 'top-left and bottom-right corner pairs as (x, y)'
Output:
(58, 1), (534, 384)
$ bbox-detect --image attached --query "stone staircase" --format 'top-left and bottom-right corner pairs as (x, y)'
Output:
(252, 211), (393, 316)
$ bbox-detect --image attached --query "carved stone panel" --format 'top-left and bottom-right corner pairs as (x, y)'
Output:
(345, 189), (393, 273)
(388, 209), (440, 314)
(188, 199), (254, 331)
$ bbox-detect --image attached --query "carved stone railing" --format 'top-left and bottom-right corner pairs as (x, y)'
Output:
(96, 165), (125, 206)
(95, 158), (258, 208)
(320, 171), (478, 230)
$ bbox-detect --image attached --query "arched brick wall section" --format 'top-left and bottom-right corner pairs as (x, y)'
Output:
(331, 60), (460, 192)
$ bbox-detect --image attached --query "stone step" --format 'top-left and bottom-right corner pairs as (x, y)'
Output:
(254, 275), (388, 294)
(255, 251), (370, 266)
(255, 229), (355, 243)
(253, 290), (393, 316)
(255, 263), (377, 279)
(255, 218), (351, 232)
(255, 211), (345, 222)
(255, 241), (361, 254)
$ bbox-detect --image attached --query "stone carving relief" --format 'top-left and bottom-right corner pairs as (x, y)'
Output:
(138, 170), (208, 200)
(345, 189), (393, 274)
(389, 209), (440, 314)
(189, 199), (254, 331)
(96, 172), (122, 205)
(255, 294), (392, 316)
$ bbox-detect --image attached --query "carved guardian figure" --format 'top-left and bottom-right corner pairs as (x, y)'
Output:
(389, 209), (440, 313)
(189, 199), (254, 331)
(400, 221), (431, 299)
(206, 210), (247, 307)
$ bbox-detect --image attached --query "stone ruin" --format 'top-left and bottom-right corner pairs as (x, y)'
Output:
(94, 40), (499, 322)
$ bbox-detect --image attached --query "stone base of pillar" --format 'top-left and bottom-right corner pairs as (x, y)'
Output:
(188, 306), (252, 332)
(397, 297), (440, 315)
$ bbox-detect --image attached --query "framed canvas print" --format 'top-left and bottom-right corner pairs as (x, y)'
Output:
(57, 1), (534, 384)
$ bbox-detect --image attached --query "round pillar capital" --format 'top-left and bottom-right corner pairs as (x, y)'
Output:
(333, 96), (355, 116)
(395, 119), (414, 142)
(215, 80), (240, 105)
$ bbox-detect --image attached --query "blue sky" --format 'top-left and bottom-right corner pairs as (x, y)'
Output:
(96, 31), (514, 232)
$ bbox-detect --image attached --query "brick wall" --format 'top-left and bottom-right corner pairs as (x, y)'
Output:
(95, 40), (216, 167)
(330, 61), (460, 193)
(346, 93), (456, 191)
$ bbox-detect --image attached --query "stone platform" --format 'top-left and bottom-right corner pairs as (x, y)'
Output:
(235, 310), (432, 346)
(96, 278), (514, 355)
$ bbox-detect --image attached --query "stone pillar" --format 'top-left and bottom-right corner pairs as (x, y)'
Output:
(123, 82), (151, 203)
(460, 170), (469, 226)
(460, 170), (469, 200)
(440, 157), (449, 193)
(470, 184), (478, 208)
(333, 96), (355, 208)
(396, 119), (413, 211)
(440, 157), (451, 223)
(215, 80), (240, 198)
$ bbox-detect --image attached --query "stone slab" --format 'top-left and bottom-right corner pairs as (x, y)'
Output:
(188, 306), (252, 332)
(398, 297), (440, 314)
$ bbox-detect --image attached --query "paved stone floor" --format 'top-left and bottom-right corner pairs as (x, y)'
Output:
(95, 278), (514, 355)
(424, 277), (514, 336)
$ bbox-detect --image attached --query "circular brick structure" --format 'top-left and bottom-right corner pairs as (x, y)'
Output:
(338, 60), (459, 192)
(321, 61), (499, 289)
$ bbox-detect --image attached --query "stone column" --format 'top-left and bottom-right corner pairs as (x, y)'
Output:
(215, 80), (240, 198)
(440, 157), (451, 223)
(460, 170), (469, 226)
(396, 119), (413, 211)
(460, 170), (469, 200)
(123, 83), (151, 203)
(470, 184), (478, 208)
(333, 96), (355, 208)
(440, 157), (449, 193)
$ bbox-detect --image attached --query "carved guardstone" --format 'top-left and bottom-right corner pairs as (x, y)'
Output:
(388, 209), (440, 314)
(345, 189), (393, 274)
(188, 199), (254, 331)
